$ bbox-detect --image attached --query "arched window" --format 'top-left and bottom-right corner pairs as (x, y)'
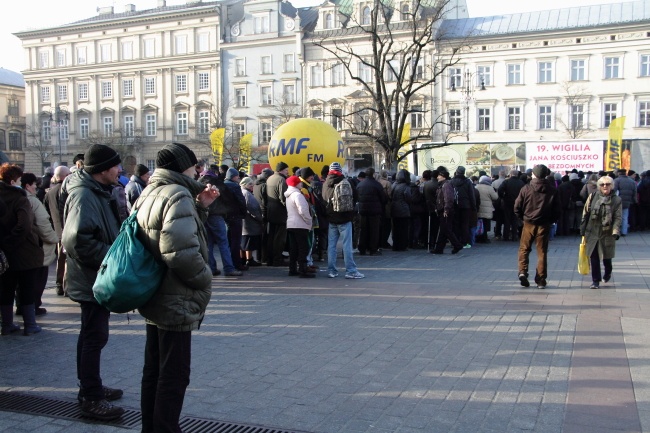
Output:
(325, 13), (333, 29)
(401, 3), (410, 20)
(362, 6), (371, 25)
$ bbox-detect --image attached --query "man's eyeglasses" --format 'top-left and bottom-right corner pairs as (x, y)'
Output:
(600, 183), (612, 187)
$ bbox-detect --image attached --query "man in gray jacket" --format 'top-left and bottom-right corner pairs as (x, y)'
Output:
(614, 168), (637, 236)
(61, 144), (124, 421)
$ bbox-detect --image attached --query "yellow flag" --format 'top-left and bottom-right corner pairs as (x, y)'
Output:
(239, 133), (253, 172)
(398, 123), (411, 171)
(605, 116), (625, 171)
(210, 128), (225, 164)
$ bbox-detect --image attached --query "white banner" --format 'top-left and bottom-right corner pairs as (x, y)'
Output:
(526, 141), (603, 173)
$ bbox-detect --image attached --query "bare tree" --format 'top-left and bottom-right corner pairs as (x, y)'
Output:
(79, 128), (144, 160)
(25, 121), (56, 168)
(556, 81), (593, 139)
(311, 0), (469, 169)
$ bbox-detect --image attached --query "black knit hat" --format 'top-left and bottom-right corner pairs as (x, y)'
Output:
(84, 145), (121, 174)
(135, 164), (149, 177)
(156, 142), (197, 173)
(276, 162), (289, 172)
(300, 166), (315, 179)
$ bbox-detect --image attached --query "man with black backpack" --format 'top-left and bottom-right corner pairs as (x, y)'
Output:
(322, 162), (364, 279)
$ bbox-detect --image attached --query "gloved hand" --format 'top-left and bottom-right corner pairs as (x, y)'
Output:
(614, 234), (620, 241)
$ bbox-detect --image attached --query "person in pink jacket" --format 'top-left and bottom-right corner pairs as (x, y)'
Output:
(284, 175), (314, 278)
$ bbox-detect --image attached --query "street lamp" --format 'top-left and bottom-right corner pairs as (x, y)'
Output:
(49, 104), (69, 165)
(450, 70), (485, 141)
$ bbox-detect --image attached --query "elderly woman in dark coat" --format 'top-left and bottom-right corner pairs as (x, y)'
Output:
(581, 175), (622, 289)
(390, 169), (411, 251)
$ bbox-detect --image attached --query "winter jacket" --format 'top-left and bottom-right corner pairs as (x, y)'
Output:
(285, 185), (313, 230)
(582, 190), (622, 260)
(133, 168), (212, 332)
(614, 174), (637, 209)
(356, 177), (388, 216)
(0, 182), (44, 271)
(557, 181), (574, 210)
(224, 179), (246, 219)
(514, 178), (561, 226)
(43, 182), (64, 238)
(378, 177), (392, 218)
(580, 176), (598, 201)
(125, 175), (148, 212)
(569, 178), (585, 206)
(253, 173), (270, 219)
(638, 177), (650, 205)
(27, 191), (59, 267)
(322, 172), (355, 224)
(436, 179), (456, 215)
(242, 187), (263, 236)
(390, 169), (411, 219)
(498, 176), (525, 206)
(61, 169), (121, 304)
(423, 179), (439, 214)
(266, 172), (288, 224)
(112, 183), (128, 222)
(450, 175), (476, 210)
(476, 183), (498, 219)
(199, 171), (231, 217)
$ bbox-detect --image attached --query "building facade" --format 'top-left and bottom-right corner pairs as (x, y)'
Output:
(0, 68), (26, 167)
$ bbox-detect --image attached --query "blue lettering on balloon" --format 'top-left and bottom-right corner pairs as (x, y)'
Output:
(337, 140), (344, 158)
(269, 137), (311, 157)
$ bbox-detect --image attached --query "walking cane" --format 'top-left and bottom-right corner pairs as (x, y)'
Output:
(427, 213), (431, 250)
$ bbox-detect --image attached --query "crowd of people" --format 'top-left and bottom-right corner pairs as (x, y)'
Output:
(1, 140), (650, 430)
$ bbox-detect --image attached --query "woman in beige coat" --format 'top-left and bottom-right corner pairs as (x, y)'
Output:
(476, 175), (498, 243)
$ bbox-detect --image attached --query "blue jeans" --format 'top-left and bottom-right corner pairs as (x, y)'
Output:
(205, 215), (235, 273)
(621, 208), (629, 235)
(328, 222), (358, 274)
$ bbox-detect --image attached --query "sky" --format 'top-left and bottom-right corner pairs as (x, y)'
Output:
(0, 0), (622, 74)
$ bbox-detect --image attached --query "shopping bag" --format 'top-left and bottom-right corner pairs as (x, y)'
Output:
(578, 236), (589, 275)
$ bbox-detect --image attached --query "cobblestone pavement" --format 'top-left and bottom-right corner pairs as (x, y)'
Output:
(1, 232), (649, 432)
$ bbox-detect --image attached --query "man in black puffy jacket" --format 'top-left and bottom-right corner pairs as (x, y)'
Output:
(356, 167), (388, 256)
(498, 170), (525, 241)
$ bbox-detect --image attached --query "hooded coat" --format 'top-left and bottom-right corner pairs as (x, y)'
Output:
(133, 169), (212, 331)
(514, 177), (561, 226)
(285, 185), (312, 230)
(390, 169), (411, 219)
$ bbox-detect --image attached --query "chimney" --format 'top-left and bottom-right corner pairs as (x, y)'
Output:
(125, 4), (136, 12)
(98, 6), (114, 15)
(157, 0), (166, 7)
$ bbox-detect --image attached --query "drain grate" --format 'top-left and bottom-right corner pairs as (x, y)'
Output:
(0, 391), (140, 429)
(179, 416), (312, 433)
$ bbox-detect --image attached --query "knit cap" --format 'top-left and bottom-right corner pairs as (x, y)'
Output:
(286, 175), (301, 187)
(240, 177), (254, 187)
(276, 162), (289, 172)
(135, 164), (149, 177)
(329, 162), (342, 173)
(156, 142), (197, 173)
(226, 168), (240, 180)
(83, 145), (121, 174)
(533, 164), (550, 179)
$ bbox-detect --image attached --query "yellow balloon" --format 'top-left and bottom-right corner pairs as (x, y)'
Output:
(268, 118), (345, 176)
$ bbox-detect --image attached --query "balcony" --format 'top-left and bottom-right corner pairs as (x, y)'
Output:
(6, 115), (26, 126)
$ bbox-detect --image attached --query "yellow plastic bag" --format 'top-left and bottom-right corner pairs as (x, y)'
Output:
(578, 236), (589, 275)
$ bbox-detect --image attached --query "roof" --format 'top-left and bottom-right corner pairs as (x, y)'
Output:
(0, 68), (25, 88)
(439, 0), (650, 39)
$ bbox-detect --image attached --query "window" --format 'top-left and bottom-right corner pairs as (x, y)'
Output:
(41, 86), (50, 103)
(284, 54), (295, 72)
(57, 50), (66, 67)
(359, 62), (373, 82)
(332, 63), (344, 85)
(449, 109), (461, 131)
(283, 84), (295, 104)
(144, 77), (155, 95)
(124, 115), (134, 137)
(507, 107), (521, 130)
(9, 132), (21, 151)
(39, 52), (49, 68)
(176, 75), (187, 93)
(361, 6), (371, 25)
(234, 123), (245, 141)
(123, 79), (133, 97)
(198, 72), (209, 91)
(79, 118), (89, 139)
(311, 65), (323, 86)
(175, 35), (187, 55)
(411, 58), (424, 80)
(198, 111), (210, 135)
(101, 81), (112, 99)
(197, 33), (209, 52)
(639, 102), (650, 127)
(604, 57), (621, 79)
(7, 100), (18, 116)
(42, 121), (51, 141)
(58, 85), (68, 101)
(449, 67), (462, 89)
(538, 106), (552, 129)
(144, 39), (155, 58)
(311, 109), (322, 119)
(76, 47), (86, 65)
(357, 109), (370, 129)
(640, 55), (650, 77)
(478, 108), (491, 131)
(0, 132), (4, 150)
(77, 83), (88, 101)
(235, 58), (246, 76)
(176, 112), (188, 135)
(603, 103), (617, 127)
(235, 88), (246, 107)
(325, 13), (334, 29)
(254, 14), (270, 33)
(260, 122), (272, 143)
(146, 160), (155, 172)
(261, 86), (273, 106)
(401, 3), (410, 20)
(122, 42), (133, 60)
(332, 108), (343, 130)
(570, 104), (584, 129)
(386, 61), (397, 82)
(100, 44), (111, 62)
(145, 114), (156, 136)
(103, 116), (113, 136)
(59, 120), (69, 141)
(261, 56), (272, 74)
(477, 65), (491, 86)
(571, 59), (585, 81)
(538, 62), (553, 83)
(411, 105), (423, 128)
(507, 64), (522, 85)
